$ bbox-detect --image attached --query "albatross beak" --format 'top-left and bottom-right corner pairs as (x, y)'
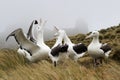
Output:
(85, 36), (90, 39)
(85, 34), (92, 39)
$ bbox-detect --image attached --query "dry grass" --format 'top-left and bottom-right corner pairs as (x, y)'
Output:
(0, 25), (120, 80)
(0, 49), (120, 80)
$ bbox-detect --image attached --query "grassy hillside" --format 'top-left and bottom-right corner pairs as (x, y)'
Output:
(0, 25), (120, 80)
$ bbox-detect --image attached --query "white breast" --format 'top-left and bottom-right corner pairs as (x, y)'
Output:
(88, 43), (104, 58)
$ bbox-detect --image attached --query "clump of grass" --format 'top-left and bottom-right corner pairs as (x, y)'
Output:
(115, 28), (120, 33)
(0, 49), (27, 70)
(116, 34), (120, 39)
(100, 29), (107, 34)
(69, 34), (86, 44)
(75, 34), (86, 41)
(99, 34), (103, 40)
(112, 46), (120, 62)
(113, 42), (118, 46)
(103, 32), (115, 39)
(104, 33), (110, 39)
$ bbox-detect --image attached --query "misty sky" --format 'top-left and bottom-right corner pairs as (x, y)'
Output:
(0, 0), (120, 33)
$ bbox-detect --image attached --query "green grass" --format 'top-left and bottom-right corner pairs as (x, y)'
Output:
(0, 25), (120, 80)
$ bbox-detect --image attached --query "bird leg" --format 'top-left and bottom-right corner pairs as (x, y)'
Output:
(74, 56), (78, 62)
(99, 57), (103, 64)
(93, 58), (100, 67)
(54, 61), (57, 67)
(93, 58), (96, 67)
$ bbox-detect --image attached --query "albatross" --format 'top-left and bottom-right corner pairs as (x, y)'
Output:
(86, 31), (111, 66)
(30, 19), (51, 60)
(48, 26), (68, 67)
(6, 27), (48, 62)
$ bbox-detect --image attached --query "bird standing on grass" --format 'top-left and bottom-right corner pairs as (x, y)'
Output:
(86, 31), (111, 66)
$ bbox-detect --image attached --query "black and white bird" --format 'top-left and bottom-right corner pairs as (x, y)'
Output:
(62, 28), (87, 62)
(86, 31), (111, 66)
(49, 27), (68, 67)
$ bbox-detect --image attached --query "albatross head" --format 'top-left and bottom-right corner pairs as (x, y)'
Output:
(33, 19), (47, 38)
(53, 26), (65, 39)
(86, 31), (99, 39)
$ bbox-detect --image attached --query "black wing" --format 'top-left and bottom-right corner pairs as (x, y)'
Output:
(51, 44), (61, 57)
(51, 44), (68, 57)
(73, 43), (87, 54)
(60, 44), (68, 52)
(100, 44), (111, 53)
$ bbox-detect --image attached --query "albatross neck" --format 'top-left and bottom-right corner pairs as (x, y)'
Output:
(52, 35), (63, 48)
(64, 33), (72, 44)
(91, 36), (100, 44)
(36, 30), (44, 45)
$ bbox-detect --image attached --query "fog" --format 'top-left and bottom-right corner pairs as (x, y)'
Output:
(0, 0), (120, 48)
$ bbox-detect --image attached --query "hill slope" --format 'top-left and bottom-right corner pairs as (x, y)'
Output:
(0, 25), (120, 80)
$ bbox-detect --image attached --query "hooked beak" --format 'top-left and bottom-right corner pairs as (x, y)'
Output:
(85, 34), (92, 39)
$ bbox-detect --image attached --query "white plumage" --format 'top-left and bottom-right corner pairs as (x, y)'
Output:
(23, 19), (51, 62)
(86, 31), (111, 65)
(6, 19), (51, 62)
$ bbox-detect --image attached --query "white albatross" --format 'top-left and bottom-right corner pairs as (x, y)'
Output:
(6, 22), (50, 62)
(24, 19), (51, 61)
(86, 31), (111, 66)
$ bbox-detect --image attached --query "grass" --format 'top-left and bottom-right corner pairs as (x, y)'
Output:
(0, 25), (120, 80)
(0, 50), (120, 80)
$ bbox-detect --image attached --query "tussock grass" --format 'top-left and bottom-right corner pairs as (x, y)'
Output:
(0, 25), (120, 80)
(0, 49), (27, 70)
(0, 52), (120, 80)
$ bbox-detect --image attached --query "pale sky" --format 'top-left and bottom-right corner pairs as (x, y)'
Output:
(0, 0), (120, 33)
